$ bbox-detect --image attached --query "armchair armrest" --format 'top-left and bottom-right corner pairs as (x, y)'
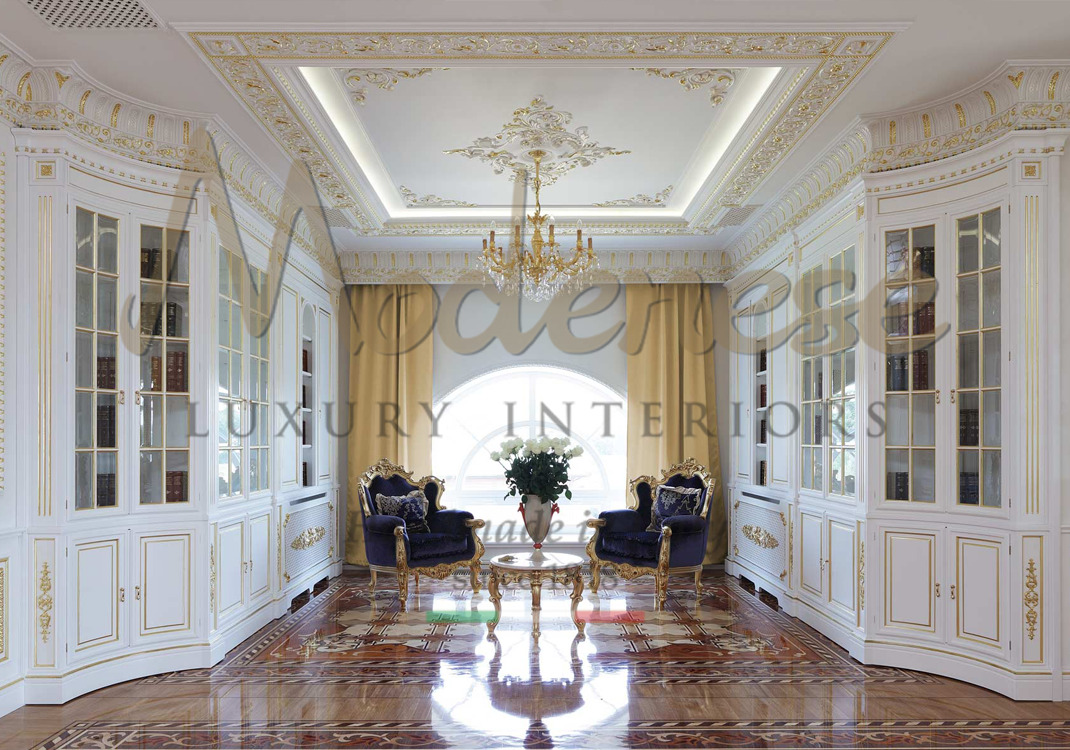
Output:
(366, 514), (406, 536)
(428, 508), (475, 536)
(597, 509), (648, 534)
(660, 514), (705, 535)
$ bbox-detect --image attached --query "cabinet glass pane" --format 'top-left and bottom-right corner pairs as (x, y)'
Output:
(218, 247), (249, 499)
(74, 208), (121, 511)
(884, 226), (937, 503)
(956, 208), (1002, 507)
(218, 452), (229, 497)
(886, 229), (909, 281)
(140, 224), (192, 505)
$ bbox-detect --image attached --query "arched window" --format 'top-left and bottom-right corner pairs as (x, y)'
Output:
(431, 365), (627, 545)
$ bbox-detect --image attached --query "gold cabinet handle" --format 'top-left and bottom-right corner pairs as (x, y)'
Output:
(135, 389), (143, 405)
(950, 388), (956, 404)
(119, 587), (126, 602)
(118, 389), (126, 405)
(135, 586), (142, 601)
(950, 584), (956, 600)
(935, 583), (941, 598)
(935, 389), (941, 405)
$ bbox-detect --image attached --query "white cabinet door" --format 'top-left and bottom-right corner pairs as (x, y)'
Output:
(316, 307), (332, 483)
(277, 286), (300, 489)
(248, 512), (271, 600)
(134, 531), (192, 641)
(799, 510), (825, 598)
(732, 309), (751, 482)
(826, 518), (857, 617)
(216, 520), (246, 624)
(68, 534), (125, 662)
(880, 528), (941, 640)
(950, 531), (1007, 657)
(768, 283), (792, 488)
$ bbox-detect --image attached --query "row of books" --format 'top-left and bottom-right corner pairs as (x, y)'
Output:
(759, 419), (767, 444)
(758, 383), (767, 408)
(166, 470), (187, 503)
(97, 404), (116, 448)
(959, 408), (980, 446)
(757, 348), (768, 373)
(302, 348), (311, 373)
(140, 301), (185, 338)
(302, 461), (310, 487)
(96, 473), (117, 507)
(887, 349), (931, 391)
(757, 460), (768, 486)
(97, 355), (117, 390)
(914, 301), (936, 335)
(887, 471), (910, 501)
(959, 471), (980, 504)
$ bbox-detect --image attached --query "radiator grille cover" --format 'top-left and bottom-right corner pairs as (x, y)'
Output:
(24, 0), (159, 28)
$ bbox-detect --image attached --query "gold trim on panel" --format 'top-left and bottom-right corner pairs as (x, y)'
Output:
(741, 524), (779, 549)
(109, 103), (121, 128)
(16, 72), (31, 100)
(867, 639), (1049, 676)
(1049, 71), (1060, 101)
(922, 113), (932, 138)
(983, 90), (996, 115)
(0, 558), (7, 661)
(1024, 195), (1040, 515)
(0, 150), (5, 492)
(140, 534), (193, 636)
(954, 537), (1001, 647)
(146, 113), (155, 138)
(889, 120), (897, 145)
(37, 196), (52, 517)
(883, 531), (936, 632)
(954, 103), (967, 127)
(209, 541), (216, 615)
(74, 539), (121, 652)
(1022, 535), (1044, 664)
(37, 560), (53, 644)
(858, 538), (865, 613)
(78, 89), (91, 115)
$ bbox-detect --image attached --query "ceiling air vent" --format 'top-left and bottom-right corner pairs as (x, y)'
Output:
(24, 0), (159, 28)
(713, 204), (761, 228)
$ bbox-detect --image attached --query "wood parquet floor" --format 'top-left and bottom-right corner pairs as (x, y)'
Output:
(4, 571), (1070, 749)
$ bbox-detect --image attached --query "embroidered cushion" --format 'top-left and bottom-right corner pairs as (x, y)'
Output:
(375, 490), (430, 534)
(646, 484), (704, 532)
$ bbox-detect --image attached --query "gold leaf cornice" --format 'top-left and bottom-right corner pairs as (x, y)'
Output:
(291, 526), (327, 550)
(742, 524), (779, 549)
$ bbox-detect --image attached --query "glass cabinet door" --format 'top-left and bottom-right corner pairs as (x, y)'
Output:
(218, 246), (244, 499)
(74, 208), (120, 509)
(799, 263), (823, 492)
(139, 224), (190, 504)
(248, 266), (271, 494)
(955, 208), (1001, 507)
(883, 225), (937, 503)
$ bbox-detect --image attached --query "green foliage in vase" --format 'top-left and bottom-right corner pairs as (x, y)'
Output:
(492, 437), (584, 504)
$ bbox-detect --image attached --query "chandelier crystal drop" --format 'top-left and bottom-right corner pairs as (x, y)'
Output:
(479, 150), (597, 301)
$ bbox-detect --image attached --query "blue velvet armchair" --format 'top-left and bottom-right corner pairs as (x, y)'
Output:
(359, 459), (486, 610)
(585, 458), (715, 609)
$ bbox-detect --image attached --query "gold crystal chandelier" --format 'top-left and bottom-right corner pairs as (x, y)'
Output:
(480, 150), (596, 301)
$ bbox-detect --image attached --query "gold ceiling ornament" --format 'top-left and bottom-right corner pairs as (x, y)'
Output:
(343, 68), (435, 106)
(593, 185), (674, 208)
(636, 68), (737, 106)
(399, 185), (477, 208)
(445, 95), (630, 184)
(480, 149), (596, 301)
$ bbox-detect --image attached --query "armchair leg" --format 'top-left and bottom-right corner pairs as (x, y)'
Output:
(695, 570), (703, 596)
(469, 563), (482, 594)
(396, 570), (409, 611)
(656, 527), (672, 611)
(589, 560), (602, 593)
(655, 571), (668, 611)
(370, 570), (377, 593)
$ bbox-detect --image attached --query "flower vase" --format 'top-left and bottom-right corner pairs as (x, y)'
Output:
(520, 495), (558, 560)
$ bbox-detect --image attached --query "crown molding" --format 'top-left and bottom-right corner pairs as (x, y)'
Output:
(0, 35), (340, 283)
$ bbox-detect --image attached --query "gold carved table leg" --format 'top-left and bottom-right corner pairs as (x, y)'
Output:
(570, 568), (586, 637)
(530, 570), (543, 612)
(487, 567), (502, 635)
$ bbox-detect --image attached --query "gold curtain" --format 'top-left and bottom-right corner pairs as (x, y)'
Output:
(626, 283), (726, 563)
(346, 283), (436, 565)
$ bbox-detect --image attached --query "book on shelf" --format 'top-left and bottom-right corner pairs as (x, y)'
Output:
(96, 472), (117, 507)
(816, 370), (823, 398)
(959, 408), (980, 446)
(758, 460), (768, 486)
(165, 301), (182, 337)
(914, 246), (935, 278)
(302, 420), (308, 445)
(96, 355), (117, 390)
(888, 353), (909, 391)
(759, 419), (767, 444)
(96, 404), (116, 448)
(757, 348), (768, 373)
(959, 470), (980, 504)
(141, 301), (162, 336)
(302, 348), (310, 373)
(759, 383), (767, 408)
(914, 301), (935, 336)
(150, 355), (163, 391)
(302, 385), (309, 409)
(912, 349), (931, 390)
(165, 470), (187, 503)
(166, 349), (187, 392)
(887, 471), (910, 501)
(302, 461), (309, 487)
(140, 247), (161, 279)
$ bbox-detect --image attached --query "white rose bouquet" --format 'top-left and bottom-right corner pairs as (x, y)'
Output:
(490, 436), (584, 504)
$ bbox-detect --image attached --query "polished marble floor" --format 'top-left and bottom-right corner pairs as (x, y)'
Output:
(7, 571), (1070, 749)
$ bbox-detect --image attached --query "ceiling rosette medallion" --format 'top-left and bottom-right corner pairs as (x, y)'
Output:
(636, 68), (737, 106)
(343, 68), (436, 105)
(594, 185), (674, 208)
(444, 95), (630, 184)
(399, 186), (477, 208)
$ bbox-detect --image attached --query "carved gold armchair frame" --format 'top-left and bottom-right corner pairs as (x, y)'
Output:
(585, 457), (715, 610)
(359, 459), (486, 610)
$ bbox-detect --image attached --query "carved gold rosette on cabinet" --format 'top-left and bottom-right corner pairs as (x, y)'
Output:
(37, 561), (53, 643)
(1024, 558), (1039, 641)
(291, 526), (326, 551)
(742, 524), (779, 549)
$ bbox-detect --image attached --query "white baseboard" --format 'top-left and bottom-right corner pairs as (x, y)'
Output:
(0, 678), (24, 720)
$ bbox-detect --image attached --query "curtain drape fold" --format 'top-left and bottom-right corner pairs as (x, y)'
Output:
(626, 283), (727, 564)
(345, 283), (435, 566)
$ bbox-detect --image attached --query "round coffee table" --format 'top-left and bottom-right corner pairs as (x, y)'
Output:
(487, 551), (586, 639)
